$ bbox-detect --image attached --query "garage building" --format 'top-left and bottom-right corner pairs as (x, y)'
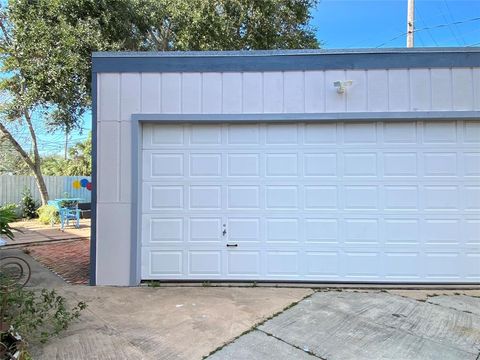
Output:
(91, 48), (480, 286)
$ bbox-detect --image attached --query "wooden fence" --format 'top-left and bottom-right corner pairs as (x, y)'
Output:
(0, 175), (92, 207)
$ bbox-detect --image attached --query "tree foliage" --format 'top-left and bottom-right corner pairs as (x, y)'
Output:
(41, 133), (92, 176)
(0, 0), (319, 203)
(134, 0), (319, 51)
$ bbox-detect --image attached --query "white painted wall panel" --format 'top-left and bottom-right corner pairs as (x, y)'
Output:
(410, 69), (431, 111)
(120, 73), (141, 121)
(431, 69), (452, 111)
(367, 70), (388, 111)
(222, 73), (242, 113)
(141, 73), (160, 113)
(243, 72), (263, 113)
(181, 73), (201, 113)
(161, 73), (181, 113)
(346, 70), (367, 112)
(97, 121), (120, 203)
(474, 69), (480, 110)
(98, 74), (120, 121)
(452, 68), (474, 110)
(304, 71), (325, 113)
(202, 73), (222, 113)
(388, 70), (409, 111)
(284, 71), (305, 113)
(325, 70), (346, 112)
(96, 203), (132, 285)
(263, 72), (284, 113)
(95, 65), (480, 285)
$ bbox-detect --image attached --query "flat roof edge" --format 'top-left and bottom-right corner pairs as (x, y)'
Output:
(92, 48), (480, 73)
(92, 47), (480, 58)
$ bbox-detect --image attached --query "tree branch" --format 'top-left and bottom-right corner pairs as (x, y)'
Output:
(0, 121), (35, 170)
(23, 110), (41, 169)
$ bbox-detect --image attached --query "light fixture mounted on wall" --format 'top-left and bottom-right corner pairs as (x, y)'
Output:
(333, 80), (353, 94)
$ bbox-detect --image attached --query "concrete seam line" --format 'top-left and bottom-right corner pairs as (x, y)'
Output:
(202, 290), (316, 359)
(256, 328), (327, 360)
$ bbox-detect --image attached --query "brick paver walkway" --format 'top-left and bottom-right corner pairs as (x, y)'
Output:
(26, 239), (90, 284)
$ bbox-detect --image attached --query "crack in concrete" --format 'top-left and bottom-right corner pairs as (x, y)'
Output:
(256, 328), (327, 360)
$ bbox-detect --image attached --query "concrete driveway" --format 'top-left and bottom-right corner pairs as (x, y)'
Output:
(2, 249), (480, 360)
(208, 290), (480, 360)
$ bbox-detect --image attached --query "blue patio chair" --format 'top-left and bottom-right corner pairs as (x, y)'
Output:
(47, 200), (80, 231)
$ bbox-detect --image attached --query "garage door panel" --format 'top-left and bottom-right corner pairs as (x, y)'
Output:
(423, 219), (460, 245)
(464, 153), (480, 176)
(305, 252), (340, 277)
(227, 124), (260, 145)
(189, 217), (222, 242)
(424, 186), (458, 210)
(384, 252), (420, 279)
(266, 124), (298, 144)
(383, 122), (417, 144)
(266, 251), (299, 276)
(305, 219), (339, 243)
(265, 186), (298, 209)
(144, 184), (184, 210)
(143, 152), (184, 179)
(384, 219), (419, 244)
(344, 252), (380, 278)
(425, 253), (460, 279)
(304, 153), (337, 176)
(189, 186), (221, 209)
(464, 121), (480, 143)
(142, 249), (183, 277)
(188, 251), (222, 275)
(384, 186), (419, 210)
(423, 121), (457, 144)
(142, 217), (184, 244)
(227, 154), (260, 176)
(383, 153), (418, 177)
(227, 251), (261, 276)
(141, 121), (480, 282)
(344, 219), (379, 245)
(344, 186), (378, 210)
(344, 153), (377, 177)
(190, 124), (222, 145)
(266, 219), (299, 243)
(227, 186), (260, 209)
(465, 254), (480, 279)
(424, 153), (457, 177)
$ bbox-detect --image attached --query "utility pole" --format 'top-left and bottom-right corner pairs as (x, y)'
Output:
(407, 0), (415, 47)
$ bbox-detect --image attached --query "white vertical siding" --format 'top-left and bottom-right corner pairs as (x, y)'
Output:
(182, 73), (202, 113)
(263, 72), (283, 113)
(96, 66), (480, 285)
(141, 73), (161, 113)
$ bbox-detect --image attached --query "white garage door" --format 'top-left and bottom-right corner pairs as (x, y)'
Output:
(141, 121), (480, 283)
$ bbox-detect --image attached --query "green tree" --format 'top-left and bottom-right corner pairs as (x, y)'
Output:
(135, 0), (319, 51)
(0, 0), (140, 204)
(0, 0), (319, 205)
(66, 132), (92, 176)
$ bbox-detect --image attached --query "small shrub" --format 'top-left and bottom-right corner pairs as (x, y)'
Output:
(0, 204), (18, 240)
(37, 205), (59, 225)
(20, 188), (38, 219)
(0, 275), (87, 357)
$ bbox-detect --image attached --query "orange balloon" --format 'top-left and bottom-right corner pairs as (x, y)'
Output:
(72, 180), (81, 189)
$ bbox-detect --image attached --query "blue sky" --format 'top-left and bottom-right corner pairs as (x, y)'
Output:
(313, 0), (480, 48)
(47, 0), (480, 154)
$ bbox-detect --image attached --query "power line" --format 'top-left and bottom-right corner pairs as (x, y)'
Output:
(376, 16), (480, 48)
(443, 0), (467, 45)
(416, 5), (439, 46)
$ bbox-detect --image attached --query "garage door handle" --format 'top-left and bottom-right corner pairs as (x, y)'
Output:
(226, 244), (238, 247)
